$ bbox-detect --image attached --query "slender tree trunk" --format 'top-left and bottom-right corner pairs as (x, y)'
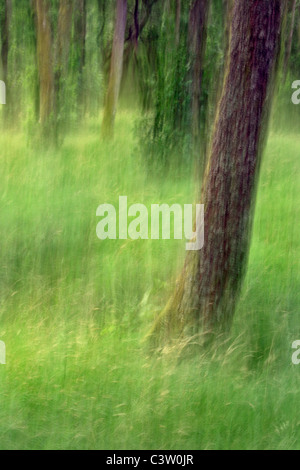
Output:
(1, 0), (11, 84)
(283, 0), (297, 81)
(150, 0), (285, 348)
(33, 0), (54, 127)
(74, 0), (86, 115)
(55, 0), (73, 133)
(187, 0), (210, 153)
(133, 0), (139, 54)
(101, 0), (127, 139)
(56, 0), (73, 74)
(1, 0), (12, 121)
(298, 4), (300, 48)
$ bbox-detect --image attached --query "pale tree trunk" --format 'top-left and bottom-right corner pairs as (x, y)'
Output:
(150, 0), (285, 348)
(187, 0), (210, 154)
(34, 0), (54, 127)
(101, 0), (127, 139)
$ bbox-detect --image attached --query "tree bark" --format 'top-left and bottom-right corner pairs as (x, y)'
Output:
(101, 0), (127, 139)
(150, 0), (285, 348)
(33, 0), (54, 126)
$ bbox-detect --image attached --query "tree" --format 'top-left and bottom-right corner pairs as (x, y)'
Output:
(149, 0), (286, 348)
(0, 0), (12, 119)
(0, 0), (11, 85)
(54, 0), (73, 136)
(73, 0), (86, 115)
(33, 0), (54, 129)
(101, 0), (127, 139)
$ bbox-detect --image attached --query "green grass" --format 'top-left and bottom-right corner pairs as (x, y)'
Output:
(0, 113), (299, 450)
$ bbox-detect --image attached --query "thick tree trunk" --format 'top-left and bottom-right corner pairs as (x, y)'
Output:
(34, 0), (54, 126)
(150, 0), (285, 347)
(187, 0), (210, 152)
(101, 0), (127, 139)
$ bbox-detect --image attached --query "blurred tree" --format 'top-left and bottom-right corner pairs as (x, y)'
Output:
(54, 0), (73, 139)
(0, 0), (11, 86)
(101, 0), (127, 139)
(73, 0), (86, 115)
(33, 0), (54, 130)
(149, 0), (286, 347)
(0, 0), (12, 120)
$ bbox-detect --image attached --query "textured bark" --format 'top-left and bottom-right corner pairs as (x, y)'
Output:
(33, 0), (54, 125)
(101, 0), (127, 139)
(150, 0), (285, 347)
(187, 0), (210, 149)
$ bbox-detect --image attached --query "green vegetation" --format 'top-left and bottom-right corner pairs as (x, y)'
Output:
(0, 113), (299, 450)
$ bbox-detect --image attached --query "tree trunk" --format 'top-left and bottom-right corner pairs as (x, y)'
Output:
(33, 0), (54, 127)
(101, 0), (127, 139)
(55, 0), (73, 132)
(0, 0), (11, 83)
(74, 0), (86, 76)
(0, 0), (12, 120)
(133, 0), (139, 53)
(187, 0), (210, 153)
(56, 0), (73, 74)
(150, 0), (285, 348)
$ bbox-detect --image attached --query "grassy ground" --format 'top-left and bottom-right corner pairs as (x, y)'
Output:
(0, 113), (299, 450)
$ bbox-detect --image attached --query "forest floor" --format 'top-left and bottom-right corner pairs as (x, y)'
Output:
(0, 112), (299, 450)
